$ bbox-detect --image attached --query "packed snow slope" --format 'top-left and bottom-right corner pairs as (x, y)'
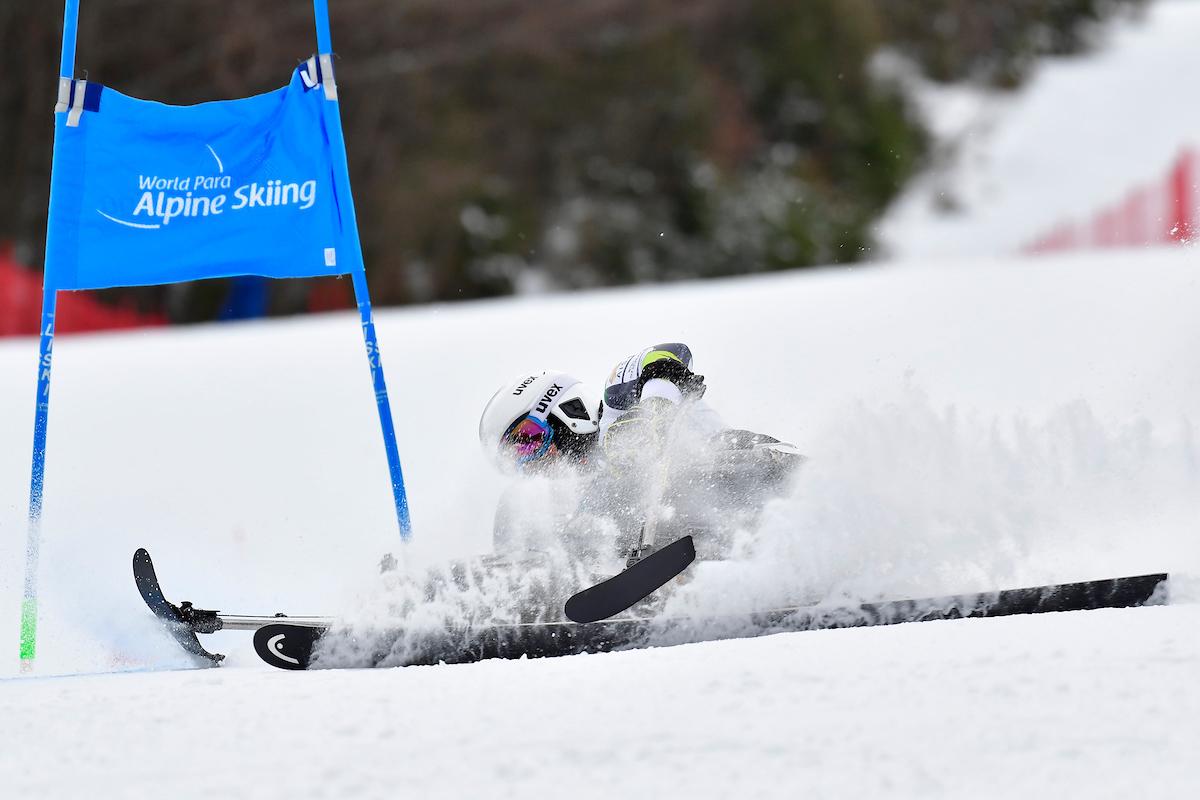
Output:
(0, 248), (1197, 797)
(879, 0), (1200, 257)
(2, 607), (1197, 799)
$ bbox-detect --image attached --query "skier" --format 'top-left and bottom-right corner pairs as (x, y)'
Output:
(478, 343), (803, 559)
(477, 343), (717, 473)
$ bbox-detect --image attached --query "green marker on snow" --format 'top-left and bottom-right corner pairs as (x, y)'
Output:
(20, 598), (37, 668)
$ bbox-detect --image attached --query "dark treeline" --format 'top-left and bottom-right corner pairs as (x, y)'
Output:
(0, 1), (1142, 319)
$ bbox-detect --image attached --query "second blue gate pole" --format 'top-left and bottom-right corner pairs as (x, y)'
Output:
(351, 268), (412, 539)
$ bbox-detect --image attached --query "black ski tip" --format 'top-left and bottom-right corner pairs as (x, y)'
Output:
(132, 548), (156, 590)
(132, 547), (225, 667)
(254, 623), (325, 670)
(565, 535), (696, 624)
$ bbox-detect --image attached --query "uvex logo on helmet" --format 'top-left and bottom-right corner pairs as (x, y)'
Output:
(535, 384), (563, 414)
(511, 376), (538, 396)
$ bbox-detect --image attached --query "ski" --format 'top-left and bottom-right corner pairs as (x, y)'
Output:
(133, 548), (225, 666)
(254, 623), (326, 670)
(564, 535), (696, 623)
(132, 548), (330, 665)
(252, 571), (1168, 670)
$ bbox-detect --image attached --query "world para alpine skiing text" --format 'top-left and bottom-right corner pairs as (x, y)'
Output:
(131, 174), (318, 226)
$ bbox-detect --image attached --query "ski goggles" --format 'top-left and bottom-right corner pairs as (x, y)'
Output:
(501, 414), (554, 465)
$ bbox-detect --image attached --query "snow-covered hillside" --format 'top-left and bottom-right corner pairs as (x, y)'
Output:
(879, 0), (1200, 257)
(0, 246), (1197, 797)
(3, 605), (1197, 798)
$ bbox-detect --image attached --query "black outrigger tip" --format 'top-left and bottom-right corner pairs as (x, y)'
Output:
(565, 535), (696, 624)
(132, 548), (225, 666)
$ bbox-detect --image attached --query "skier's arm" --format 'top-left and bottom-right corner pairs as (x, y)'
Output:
(602, 344), (705, 455)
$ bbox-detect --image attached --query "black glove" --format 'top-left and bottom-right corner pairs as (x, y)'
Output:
(636, 358), (706, 401)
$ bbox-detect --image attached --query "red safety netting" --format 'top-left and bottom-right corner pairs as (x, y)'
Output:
(0, 244), (168, 337)
(1025, 148), (1197, 254)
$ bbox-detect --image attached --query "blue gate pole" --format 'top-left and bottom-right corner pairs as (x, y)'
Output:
(313, 0), (412, 539)
(20, 0), (81, 672)
(313, 0), (334, 53)
(351, 269), (413, 538)
(59, 0), (80, 79)
(21, 291), (59, 670)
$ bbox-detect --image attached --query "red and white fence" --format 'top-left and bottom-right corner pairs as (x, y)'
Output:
(1024, 149), (1196, 254)
(0, 244), (168, 337)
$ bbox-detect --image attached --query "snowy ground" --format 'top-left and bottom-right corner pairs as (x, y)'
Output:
(2, 605), (1196, 799)
(0, 246), (1197, 797)
(878, 0), (1200, 257)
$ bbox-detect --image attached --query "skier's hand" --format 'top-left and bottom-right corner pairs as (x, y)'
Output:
(637, 358), (706, 400)
(675, 369), (706, 399)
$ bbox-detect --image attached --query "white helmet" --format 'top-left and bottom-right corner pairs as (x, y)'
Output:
(479, 371), (600, 468)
